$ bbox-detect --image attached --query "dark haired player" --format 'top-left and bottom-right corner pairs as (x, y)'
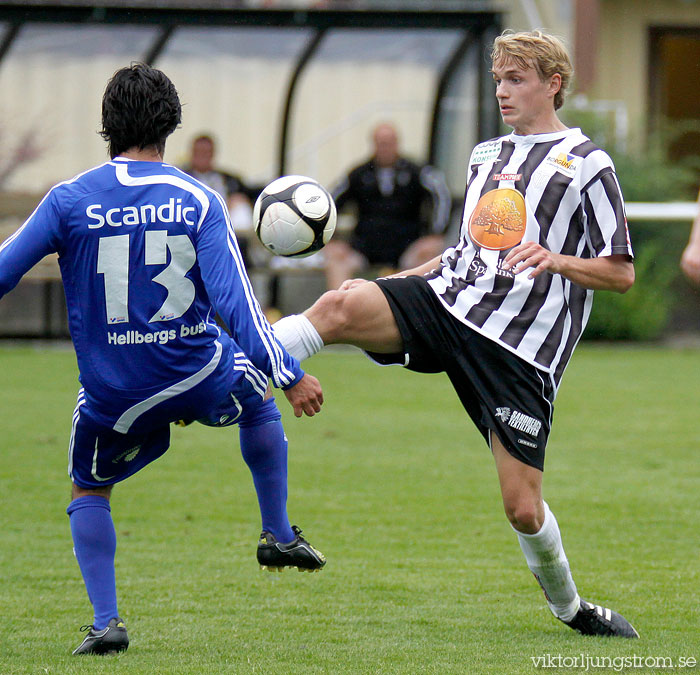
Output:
(0, 63), (325, 655)
(274, 31), (639, 637)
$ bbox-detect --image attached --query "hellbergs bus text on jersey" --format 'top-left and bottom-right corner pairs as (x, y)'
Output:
(86, 199), (196, 229)
(107, 321), (207, 346)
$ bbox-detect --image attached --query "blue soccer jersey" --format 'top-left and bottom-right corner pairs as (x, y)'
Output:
(0, 158), (303, 431)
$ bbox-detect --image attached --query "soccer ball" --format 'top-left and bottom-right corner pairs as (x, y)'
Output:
(253, 175), (336, 258)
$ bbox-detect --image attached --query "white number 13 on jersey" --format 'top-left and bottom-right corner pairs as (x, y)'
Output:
(97, 232), (196, 325)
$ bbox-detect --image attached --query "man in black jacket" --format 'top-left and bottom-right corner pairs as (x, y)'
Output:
(325, 123), (451, 289)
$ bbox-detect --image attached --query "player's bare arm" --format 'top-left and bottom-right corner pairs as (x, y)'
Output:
(680, 208), (700, 285)
(503, 242), (634, 293)
(681, 242), (700, 285)
(337, 253), (444, 292)
(387, 252), (443, 279)
(283, 372), (324, 417)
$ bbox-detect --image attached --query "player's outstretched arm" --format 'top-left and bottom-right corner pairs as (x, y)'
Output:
(502, 243), (634, 293)
(390, 252), (444, 279)
(283, 373), (324, 418)
(337, 253), (444, 292)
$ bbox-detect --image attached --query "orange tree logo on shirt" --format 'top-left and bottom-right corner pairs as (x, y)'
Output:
(468, 188), (526, 251)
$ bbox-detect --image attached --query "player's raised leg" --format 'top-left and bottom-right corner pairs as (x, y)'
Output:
(491, 434), (638, 637)
(273, 280), (402, 361)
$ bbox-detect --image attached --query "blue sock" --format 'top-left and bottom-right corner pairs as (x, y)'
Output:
(67, 495), (118, 630)
(239, 420), (295, 543)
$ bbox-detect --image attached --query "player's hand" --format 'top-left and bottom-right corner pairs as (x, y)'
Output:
(284, 373), (324, 417)
(338, 278), (369, 292)
(502, 241), (561, 279)
(680, 242), (700, 285)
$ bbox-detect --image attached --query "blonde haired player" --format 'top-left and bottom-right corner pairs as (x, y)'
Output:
(274, 29), (639, 637)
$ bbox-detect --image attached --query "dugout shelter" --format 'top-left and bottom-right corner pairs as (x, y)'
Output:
(0, 1), (501, 337)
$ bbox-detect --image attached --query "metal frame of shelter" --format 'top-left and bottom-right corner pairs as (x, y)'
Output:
(0, 2), (502, 176)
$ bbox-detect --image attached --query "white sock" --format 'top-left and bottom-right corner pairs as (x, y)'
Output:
(515, 502), (580, 622)
(272, 314), (324, 362)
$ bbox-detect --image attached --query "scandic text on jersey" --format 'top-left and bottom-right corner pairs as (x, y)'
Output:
(86, 198), (197, 229)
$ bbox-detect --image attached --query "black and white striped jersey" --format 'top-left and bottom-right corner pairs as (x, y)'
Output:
(426, 128), (633, 389)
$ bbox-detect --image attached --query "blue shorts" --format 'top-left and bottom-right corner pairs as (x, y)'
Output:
(68, 378), (281, 489)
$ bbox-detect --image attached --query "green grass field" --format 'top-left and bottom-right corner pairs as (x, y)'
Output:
(0, 344), (698, 674)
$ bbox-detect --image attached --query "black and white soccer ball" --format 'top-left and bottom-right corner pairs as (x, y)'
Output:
(253, 175), (337, 258)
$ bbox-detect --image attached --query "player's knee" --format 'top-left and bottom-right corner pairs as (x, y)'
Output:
(310, 289), (354, 342)
(503, 499), (542, 534)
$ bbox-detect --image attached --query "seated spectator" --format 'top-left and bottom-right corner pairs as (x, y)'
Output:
(181, 133), (261, 265)
(182, 134), (258, 207)
(325, 122), (451, 289)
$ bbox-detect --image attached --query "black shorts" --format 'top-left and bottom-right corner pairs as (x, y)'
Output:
(367, 275), (555, 470)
